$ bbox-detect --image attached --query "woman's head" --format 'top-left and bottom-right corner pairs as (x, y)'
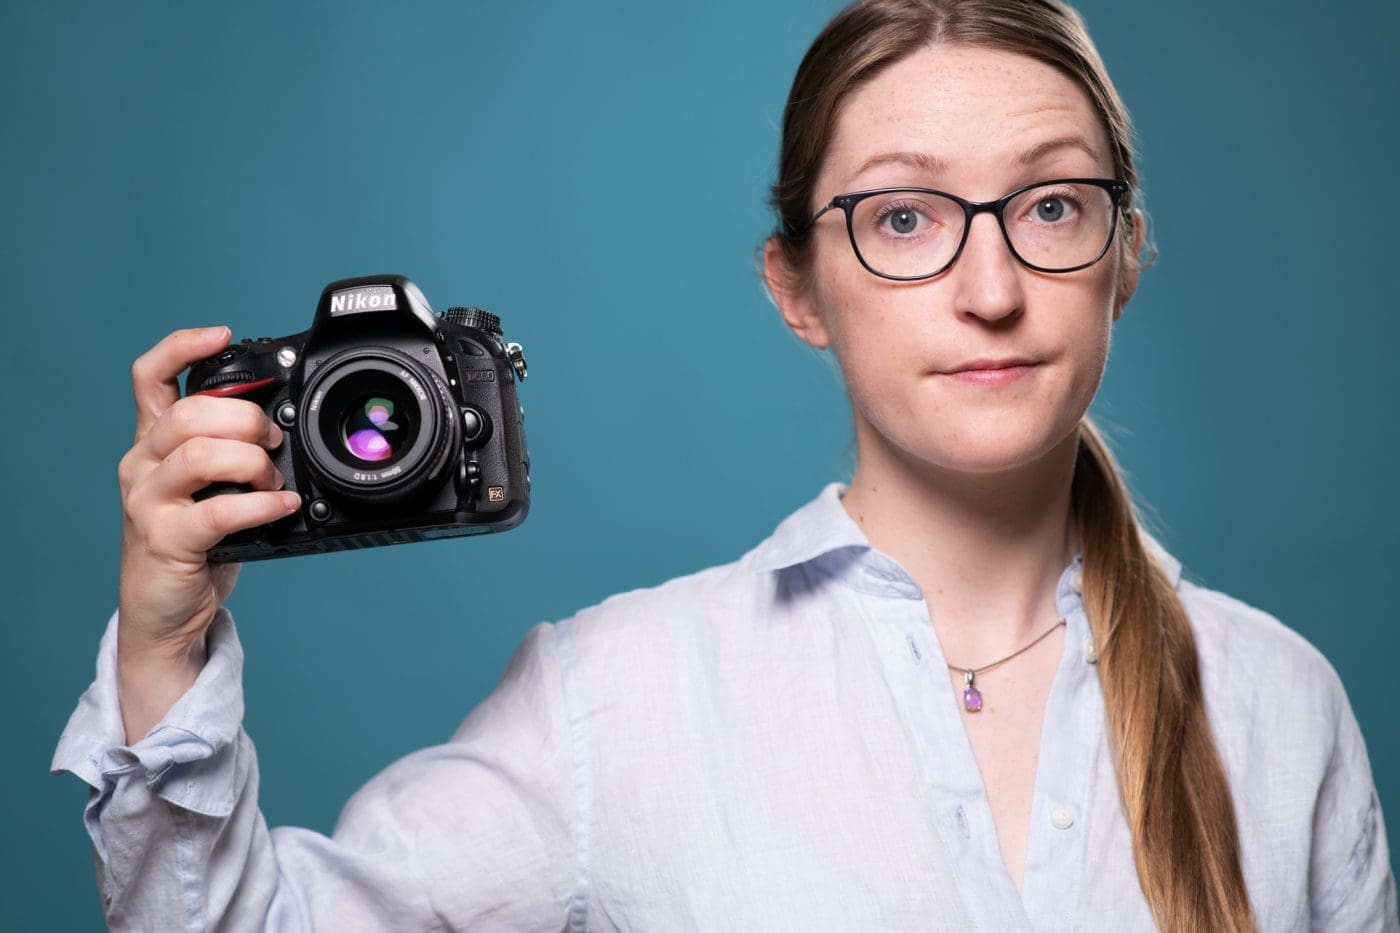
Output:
(764, 0), (1151, 479)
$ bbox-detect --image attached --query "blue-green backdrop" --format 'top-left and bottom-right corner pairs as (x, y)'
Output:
(3, 1), (1395, 927)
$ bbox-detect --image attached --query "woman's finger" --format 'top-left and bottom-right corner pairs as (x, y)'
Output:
(137, 394), (281, 465)
(131, 326), (232, 441)
(140, 436), (285, 504)
(146, 490), (302, 561)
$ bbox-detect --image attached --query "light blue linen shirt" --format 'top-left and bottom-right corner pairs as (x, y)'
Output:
(54, 481), (1397, 931)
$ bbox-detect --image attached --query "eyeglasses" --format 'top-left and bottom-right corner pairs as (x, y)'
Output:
(793, 177), (1130, 281)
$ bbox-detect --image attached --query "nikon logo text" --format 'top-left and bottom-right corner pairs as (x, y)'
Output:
(330, 286), (398, 315)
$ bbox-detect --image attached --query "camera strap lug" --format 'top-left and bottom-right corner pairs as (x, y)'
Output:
(505, 342), (528, 381)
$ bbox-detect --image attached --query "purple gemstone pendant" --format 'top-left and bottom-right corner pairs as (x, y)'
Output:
(963, 670), (983, 713)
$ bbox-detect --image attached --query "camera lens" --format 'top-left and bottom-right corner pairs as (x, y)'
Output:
(300, 348), (459, 504)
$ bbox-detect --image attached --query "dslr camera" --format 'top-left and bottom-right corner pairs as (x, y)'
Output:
(184, 274), (530, 562)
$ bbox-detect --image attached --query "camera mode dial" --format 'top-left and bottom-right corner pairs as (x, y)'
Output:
(444, 306), (502, 336)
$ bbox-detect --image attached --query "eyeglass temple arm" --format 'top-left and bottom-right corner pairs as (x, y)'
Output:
(785, 201), (840, 238)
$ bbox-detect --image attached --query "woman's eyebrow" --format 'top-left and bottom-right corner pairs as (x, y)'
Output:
(851, 135), (1103, 180)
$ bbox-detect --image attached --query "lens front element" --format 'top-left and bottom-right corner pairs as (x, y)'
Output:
(343, 395), (408, 463)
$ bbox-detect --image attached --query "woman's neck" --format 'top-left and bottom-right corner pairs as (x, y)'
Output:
(840, 421), (1081, 658)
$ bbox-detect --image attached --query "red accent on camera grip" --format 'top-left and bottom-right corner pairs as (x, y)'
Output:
(193, 377), (278, 397)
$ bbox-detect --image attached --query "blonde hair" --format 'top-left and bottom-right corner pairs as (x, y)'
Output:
(766, 2), (1252, 928)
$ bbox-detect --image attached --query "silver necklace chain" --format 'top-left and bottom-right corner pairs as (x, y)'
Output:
(946, 617), (1066, 677)
(946, 617), (1066, 713)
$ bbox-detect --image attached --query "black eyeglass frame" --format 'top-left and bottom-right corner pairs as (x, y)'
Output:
(793, 177), (1131, 281)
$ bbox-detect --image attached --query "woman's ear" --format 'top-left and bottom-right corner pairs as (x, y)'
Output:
(764, 238), (831, 350)
(1113, 208), (1147, 321)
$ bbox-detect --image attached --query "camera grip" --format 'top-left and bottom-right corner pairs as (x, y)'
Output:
(193, 481), (255, 501)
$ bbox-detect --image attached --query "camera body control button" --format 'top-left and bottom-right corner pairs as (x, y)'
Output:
(455, 459), (482, 501)
(461, 407), (491, 447)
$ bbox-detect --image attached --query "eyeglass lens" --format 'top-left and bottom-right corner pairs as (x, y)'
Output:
(849, 182), (1116, 277)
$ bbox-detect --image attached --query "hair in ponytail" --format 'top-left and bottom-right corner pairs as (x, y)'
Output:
(766, 2), (1253, 928)
(1074, 417), (1251, 930)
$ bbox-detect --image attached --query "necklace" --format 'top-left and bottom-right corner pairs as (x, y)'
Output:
(947, 618), (1066, 713)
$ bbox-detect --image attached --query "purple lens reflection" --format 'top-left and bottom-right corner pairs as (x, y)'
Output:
(342, 396), (402, 463)
(346, 429), (392, 461)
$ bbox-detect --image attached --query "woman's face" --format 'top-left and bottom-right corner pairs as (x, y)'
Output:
(769, 44), (1143, 477)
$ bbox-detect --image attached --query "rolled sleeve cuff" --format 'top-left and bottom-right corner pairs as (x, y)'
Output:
(52, 607), (248, 856)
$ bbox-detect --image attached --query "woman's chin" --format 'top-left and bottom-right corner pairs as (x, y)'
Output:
(894, 424), (1075, 478)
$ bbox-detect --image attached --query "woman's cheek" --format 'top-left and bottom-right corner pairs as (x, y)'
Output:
(1072, 325), (1113, 410)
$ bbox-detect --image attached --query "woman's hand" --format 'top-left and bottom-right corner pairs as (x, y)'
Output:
(115, 326), (301, 743)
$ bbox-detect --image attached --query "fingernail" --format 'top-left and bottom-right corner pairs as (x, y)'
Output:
(273, 468), (286, 488)
(270, 424), (284, 446)
(280, 491), (302, 511)
(201, 325), (230, 340)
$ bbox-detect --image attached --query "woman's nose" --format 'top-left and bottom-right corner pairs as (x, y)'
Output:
(950, 211), (1024, 324)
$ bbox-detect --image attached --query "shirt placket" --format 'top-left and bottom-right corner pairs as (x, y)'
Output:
(1017, 559), (1098, 932)
(843, 549), (1103, 931)
(841, 550), (1034, 933)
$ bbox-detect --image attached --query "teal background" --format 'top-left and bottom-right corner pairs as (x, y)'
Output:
(4, 0), (1396, 926)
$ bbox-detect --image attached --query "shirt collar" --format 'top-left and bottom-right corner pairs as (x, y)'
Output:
(746, 481), (1182, 589)
(747, 482), (868, 574)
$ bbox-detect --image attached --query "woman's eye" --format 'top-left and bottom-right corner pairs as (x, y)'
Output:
(886, 208), (921, 234)
(874, 203), (928, 236)
(1036, 198), (1068, 222)
(1027, 190), (1082, 224)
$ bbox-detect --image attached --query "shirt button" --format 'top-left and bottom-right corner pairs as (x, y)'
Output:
(1051, 805), (1075, 830)
(1070, 569), (1084, 594)
(1083, 637), (1098, 663)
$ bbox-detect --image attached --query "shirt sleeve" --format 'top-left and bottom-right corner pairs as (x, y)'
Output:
(1308, 662), (1398, 931)
(51, 608), (585, 931)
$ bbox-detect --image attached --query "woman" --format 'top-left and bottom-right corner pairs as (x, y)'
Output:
(55, 0), (1395, 929)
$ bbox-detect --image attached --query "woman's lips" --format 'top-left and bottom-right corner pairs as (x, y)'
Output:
(941, 363), (1038, 385)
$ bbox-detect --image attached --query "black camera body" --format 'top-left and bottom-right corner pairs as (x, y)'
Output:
(184, 275), (530, 562)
